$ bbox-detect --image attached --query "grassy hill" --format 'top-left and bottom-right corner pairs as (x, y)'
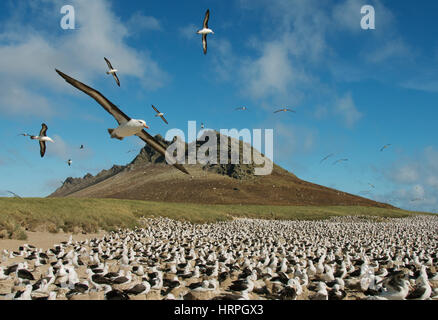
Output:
(49, 133), (394, 209)
(0, 197), (430, 240)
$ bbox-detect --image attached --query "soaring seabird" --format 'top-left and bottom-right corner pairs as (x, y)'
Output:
(333, 158), (349, 165)
(67, 159), (72, 166)
(104, 57), (120, 87)
(196, 9), (214, 54)
(380, 144), (392, 152)
(151, 105), (168, 124)
(55, 69), (189, 175)
(320, 153), (334, 164)
(274, 108), (295, 114)
(235, 107), (247, 111)
(5, 191), (22, 198)
(29, 124), (54, 158)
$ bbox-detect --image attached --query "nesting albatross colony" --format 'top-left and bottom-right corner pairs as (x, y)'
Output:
(1, 215), (437, 300)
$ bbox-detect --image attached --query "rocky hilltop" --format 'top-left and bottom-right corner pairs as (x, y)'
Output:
(49, 132), (392, 209)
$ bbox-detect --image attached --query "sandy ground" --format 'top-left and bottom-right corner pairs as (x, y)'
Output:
(0, 231), (106, 251)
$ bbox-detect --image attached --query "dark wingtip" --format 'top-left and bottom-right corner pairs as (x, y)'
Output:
(174, 164), (190, 175)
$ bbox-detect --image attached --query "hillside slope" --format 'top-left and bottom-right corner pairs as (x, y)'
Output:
(50, 132), (392, 208)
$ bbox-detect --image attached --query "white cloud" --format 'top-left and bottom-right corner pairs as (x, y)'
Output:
(334, 93), (363, 128)
(241, 42), (295, 99)
(47, 134), (93, 161)
(389, 165), (419, 184)
(127, 12), (162, 33)
(364, 38), (412, 64)
(179, 24), (197, 40)
(0, 84), (54, 117)
(0, 0), (169, 117)
(379, 146), (438, 212)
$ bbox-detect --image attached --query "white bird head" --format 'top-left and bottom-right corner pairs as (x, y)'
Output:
(136, 119), (149, 129)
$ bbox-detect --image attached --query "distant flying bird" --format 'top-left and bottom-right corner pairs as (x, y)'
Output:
(235, 107), (247, 111)
(67, 159), (72, 166)
(196, 9), (214, 54)
(55, 69), (189, 175)
(333, 159), (348, 165)
(80, 145), (84, 150)
(127, 149), (137, 154)
(5, 191), (21, 198)
(368, 183), (375, 189)
(320, 153), (334, 164)
(274, 108), (296, 114)
(104, 57), (120, 87)
(18, 133), (31, 137)
(151, 105), (168, 124)
(29, 123), (54, 158)
(380, 144), (392, 152)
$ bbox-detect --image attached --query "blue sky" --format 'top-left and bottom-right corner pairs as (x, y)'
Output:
(0, 0), (437, 212)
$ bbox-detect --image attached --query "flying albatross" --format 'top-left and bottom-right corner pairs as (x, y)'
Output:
(151, 105), (168, 124)
(55, 69), (189, 175)
(274, 108), (296, 114)
(5, 191), (22, 198)
(320, 153), (334, 164)
(104, 57), (120, 87)
(333, 158), (348, 165)
(235, 107), (247, 111)
(197, 9), (214, 55)
(380, 144), (392, 152)
(30, 124), (54, 158)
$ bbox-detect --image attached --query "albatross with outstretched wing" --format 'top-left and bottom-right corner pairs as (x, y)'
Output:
(29, 123), (54, 158)
(151, 105), (169, 124)
(104, 57), (120, 87)
(197, 9), (214, 55)
(55, 69), (189, 175)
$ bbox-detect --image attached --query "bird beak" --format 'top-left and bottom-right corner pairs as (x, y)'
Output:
(144, 124), (149, 129)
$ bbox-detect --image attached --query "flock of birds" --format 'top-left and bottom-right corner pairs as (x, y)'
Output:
(0, 216), (437, 300)
(16, 9), (298, 172)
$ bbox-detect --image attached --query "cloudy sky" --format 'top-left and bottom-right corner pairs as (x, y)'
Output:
(0, 0), (437, 213)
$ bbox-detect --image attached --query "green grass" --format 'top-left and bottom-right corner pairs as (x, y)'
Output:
(0, 197), (432, 239)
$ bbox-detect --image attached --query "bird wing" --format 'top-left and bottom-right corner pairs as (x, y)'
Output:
(160, 115), (169, 125)
(320, 154), (334, 163)
(202, 34), (207, 55)
(39, 123), (48, 137)
(286, 109), (296, 113)
(406, 286), (426, 300)
(56, 69), (189, 175)
(135, 130), (189, 175)
(6, 191), (21, 198)
(56, 69), (129, 125)
(151, 105), (160, 114)
(274, 110), (281, 113)
(203, 9), (210, 28)
(104, 57), (113, 70)
(112, 72), (120, 87)
(39, 141), (46, 158)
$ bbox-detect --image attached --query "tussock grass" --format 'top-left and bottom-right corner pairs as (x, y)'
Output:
(0, 197), (431, 239)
